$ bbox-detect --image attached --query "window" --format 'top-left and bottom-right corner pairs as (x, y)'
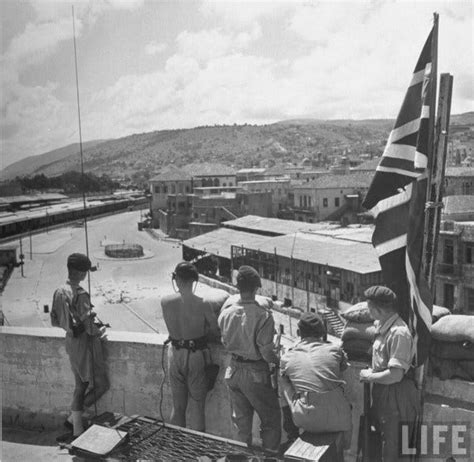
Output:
(308, 197), (312, 207)
(186, 186), (190, 193)
(163, 185), (168, 194)
(466, 288), (474, 312)
(154, 186), (160, 194)
(335, 197), (340, 207)
(304, 196), (307, 208)
(444, 283), (454, 310)
(444, 239), (454, 264)
(171, 184), (176, 194)
(300, 196), (303, 207)
(323, 198), (328, 207)
(466, 244), (474, 264)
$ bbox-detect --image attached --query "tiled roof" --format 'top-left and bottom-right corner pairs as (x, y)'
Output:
(186, 163), (236, 177)
(294, 172), (373, 189)
(445, 167), (474, 177)
(149, 166), (192, 182)
(351, 157), (381, 171)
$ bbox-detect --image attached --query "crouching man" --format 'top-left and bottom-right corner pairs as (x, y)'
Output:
(280, 312), (352, 458)
(51, 253), (109, 439)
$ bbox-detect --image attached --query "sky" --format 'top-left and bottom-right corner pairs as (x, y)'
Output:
(1, 0), (473, 169)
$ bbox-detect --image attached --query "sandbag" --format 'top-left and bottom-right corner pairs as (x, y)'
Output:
(340, 302), (374, 324)
(430, 356), (474, 381)
(341, 321), (376, 342)
(431, 340), (474, 361)
(432, 305), (451, 323)
(431, 315), (474, 343)
(203, 288), (231, 317)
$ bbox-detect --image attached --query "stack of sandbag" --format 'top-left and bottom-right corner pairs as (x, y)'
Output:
(430, 311), (474, 381)
(202, 288), (230, 342)
(340, 302), (376, 362)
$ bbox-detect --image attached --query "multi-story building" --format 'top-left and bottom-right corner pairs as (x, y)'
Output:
(238, 178), (291, 215)
(292, 172), (372, 223)
(435, 220), (474, 313)
(149, 168), (192, 226)
(444, 167), (474, 196)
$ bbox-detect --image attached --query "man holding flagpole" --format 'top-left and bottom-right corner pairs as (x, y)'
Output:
(360, 14), (438, 461)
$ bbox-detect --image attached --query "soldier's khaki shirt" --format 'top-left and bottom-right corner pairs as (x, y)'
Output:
(218, 294), (279, 364)
(372, 313), (415, 373)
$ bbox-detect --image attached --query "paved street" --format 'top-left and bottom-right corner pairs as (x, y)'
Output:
(2, 210), (207, 334)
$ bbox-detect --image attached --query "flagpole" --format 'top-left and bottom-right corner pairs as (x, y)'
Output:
(421, 12), (439, 286)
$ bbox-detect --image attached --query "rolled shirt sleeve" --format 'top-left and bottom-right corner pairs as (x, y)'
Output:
(386, 327), (414, 372)
(256, 315), (279, 365)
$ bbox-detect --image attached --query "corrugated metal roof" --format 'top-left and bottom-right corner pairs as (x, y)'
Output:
(247, 232), (380, 274)
(223, 215), (342, 235)
(182, 228), (272, 259)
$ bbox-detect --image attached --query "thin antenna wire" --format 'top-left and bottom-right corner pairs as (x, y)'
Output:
(72, 6), (91, 294)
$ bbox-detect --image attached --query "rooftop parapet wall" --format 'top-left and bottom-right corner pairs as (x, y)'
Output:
(2, 327), (473, 460)
(1, 327), (234, 439)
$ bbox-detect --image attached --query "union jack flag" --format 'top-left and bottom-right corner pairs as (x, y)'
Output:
(363, 26), (435, 366)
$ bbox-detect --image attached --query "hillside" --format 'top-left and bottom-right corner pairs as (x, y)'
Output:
(1, 140), (108, 180)
(2, 112), (472, 183)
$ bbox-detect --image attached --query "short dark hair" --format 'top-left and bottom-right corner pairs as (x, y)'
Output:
(173, 262), (199, 282)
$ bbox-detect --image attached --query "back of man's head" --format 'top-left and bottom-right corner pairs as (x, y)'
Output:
(297, 312), (326, 339)
(364, 285), (397, 312)
(236, 265), (261, 293)
(173, 261), (199, 283)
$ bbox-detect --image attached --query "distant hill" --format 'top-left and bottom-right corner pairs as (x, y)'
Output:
(1, 140), (108, 180)
(2, 112), (472, 183)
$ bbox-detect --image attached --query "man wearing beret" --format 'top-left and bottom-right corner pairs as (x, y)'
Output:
(51, 253), (109, 439)
(218, 265), (281, 453)
(359, 285), (420, 462)
(161, 261), (219, 432)
(279, 312), (352, 459)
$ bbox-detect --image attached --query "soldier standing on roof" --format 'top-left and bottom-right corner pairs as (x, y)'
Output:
(218, 265), (281, 454)
(51, 253), (109, 440)
(161, 261), (220, 432)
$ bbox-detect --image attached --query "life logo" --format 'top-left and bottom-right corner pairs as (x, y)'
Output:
(399, 422), (471, 459)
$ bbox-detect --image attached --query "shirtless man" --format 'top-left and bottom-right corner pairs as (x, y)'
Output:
(161, 261), (219, 431)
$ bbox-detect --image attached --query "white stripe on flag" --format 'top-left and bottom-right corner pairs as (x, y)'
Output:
(408, 68), (427, 88)
(386, 119), (420, 145)
(369, 182), (413, 218)
(421, 104), (430, 119)
(405, 250), (432, 330)
(375, 166), (420, 178)
(374, 234), (407, 257)
(414, 151), (428, 169)
(382, 143), (416, 162)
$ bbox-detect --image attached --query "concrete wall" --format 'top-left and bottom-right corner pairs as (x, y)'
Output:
(1, 327), (234, 439)
(2, 327), (473, 460)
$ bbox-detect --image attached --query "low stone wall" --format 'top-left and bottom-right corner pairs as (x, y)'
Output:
(2, 327), (473, 460)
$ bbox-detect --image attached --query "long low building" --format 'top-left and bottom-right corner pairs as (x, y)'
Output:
(183, 219), (381, 311)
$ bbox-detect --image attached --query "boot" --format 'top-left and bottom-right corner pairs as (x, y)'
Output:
(72, 410), (84, 436)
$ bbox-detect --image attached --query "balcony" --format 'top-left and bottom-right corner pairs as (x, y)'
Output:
(437, 262), (461, 278)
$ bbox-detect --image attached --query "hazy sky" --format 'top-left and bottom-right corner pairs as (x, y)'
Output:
(1, 0), (473, 169)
